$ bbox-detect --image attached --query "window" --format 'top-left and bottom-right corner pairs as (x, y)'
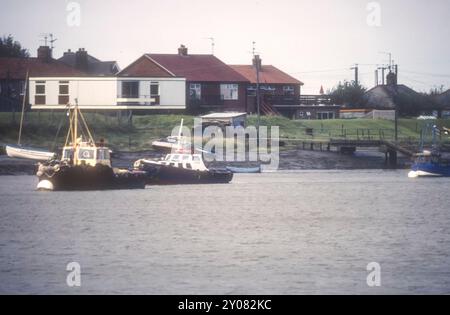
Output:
(36, 81), (46, 94)
(59, 81), (69, 105)
(220, 84), (238, 100)
(317, 112), (335, 120)
(189, 83), (201, 100)
(35, 81), (46, 105)
(150, 81), (160, 105)
(122, 81), (139, 98)
(78, 149), (95, 160)
(283, 86), (294, 96)
(97, 149), (110, 160)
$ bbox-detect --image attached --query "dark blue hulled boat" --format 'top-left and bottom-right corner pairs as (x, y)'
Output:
(408, 150), (450, 178)
(408, 125), (450, 178)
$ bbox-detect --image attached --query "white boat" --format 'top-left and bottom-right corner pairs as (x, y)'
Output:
(6, 144), (55, 161)
(4, 70), (55, 162)
(151, 119), (191, 153)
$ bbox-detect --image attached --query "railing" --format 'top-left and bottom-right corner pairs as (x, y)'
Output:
(264, 95), (301, 105)
(117, 94), (159, 105)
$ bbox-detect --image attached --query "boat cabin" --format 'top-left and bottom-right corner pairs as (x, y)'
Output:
(62, 142), (111, 167)
(160, 154), (207, 171)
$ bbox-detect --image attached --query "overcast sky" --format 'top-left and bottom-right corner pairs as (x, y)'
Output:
(1, 0), (449, 93)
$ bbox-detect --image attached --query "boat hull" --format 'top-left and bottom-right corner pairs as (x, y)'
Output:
(6, 145), (54, 161)
(226, 166), (261, 174)
(409, 162), (450, 177)
(139, 163), (233, 185)
(37, 164), (146, 191)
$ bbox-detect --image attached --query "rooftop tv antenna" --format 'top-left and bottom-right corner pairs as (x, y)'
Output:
(207, 37), (215, 55)
(40, 33), (58, 49)
(379, 51), (392, 71)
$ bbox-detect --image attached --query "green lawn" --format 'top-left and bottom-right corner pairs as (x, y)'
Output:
(1, 112), (449, 151)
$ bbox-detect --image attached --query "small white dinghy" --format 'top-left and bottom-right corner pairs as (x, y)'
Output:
(6, 144), (55, 161)
(3, 70), (55, 162)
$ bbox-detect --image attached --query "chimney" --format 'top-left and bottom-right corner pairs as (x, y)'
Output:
(253, 55), (262, 71)
(75, 48), (89, 72)
(386, 71), (397, 86)
(178, 45), (188, 56)
(63, 49), (73, 57)
(37, 46), (52, 62)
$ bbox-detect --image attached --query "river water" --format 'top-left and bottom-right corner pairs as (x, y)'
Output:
(1, 171), (450, 294)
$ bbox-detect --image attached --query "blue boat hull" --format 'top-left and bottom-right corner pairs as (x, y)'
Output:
(410, 162), (450, 177)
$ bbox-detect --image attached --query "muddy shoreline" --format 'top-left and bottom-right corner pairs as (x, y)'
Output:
(0, 147), (411, 176)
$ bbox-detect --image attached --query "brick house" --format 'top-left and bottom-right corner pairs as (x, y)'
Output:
(118, 45), (249, 113)
(230, 56), (304, 118)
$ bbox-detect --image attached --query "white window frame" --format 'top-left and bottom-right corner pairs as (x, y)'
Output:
(150, 81), (159, 97)
(35, 81), (46, 95)
(189, 83), (201, 100)
(220, 84), (239, 100)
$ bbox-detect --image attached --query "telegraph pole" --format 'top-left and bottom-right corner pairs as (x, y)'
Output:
(350, 64), (359, 86)
(253, 42), (261, 143)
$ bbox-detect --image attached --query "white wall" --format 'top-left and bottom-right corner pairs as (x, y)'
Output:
(30, 77), (186, 109)
(117, 77), (186, 106)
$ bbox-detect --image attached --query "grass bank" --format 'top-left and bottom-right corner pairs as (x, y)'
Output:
(1, 112), (449, 152)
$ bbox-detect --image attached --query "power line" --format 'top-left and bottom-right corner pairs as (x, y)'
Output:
(401, 69), (450, 78)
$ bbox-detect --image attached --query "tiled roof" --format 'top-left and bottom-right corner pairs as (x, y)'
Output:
(364, 84), (432, 109)
(229, 65), (303, 85)
(120, 54), (249, 82)
(435, 90), (450, 107)
(0, 57), (86, 79)
(58, 53), (119, 75)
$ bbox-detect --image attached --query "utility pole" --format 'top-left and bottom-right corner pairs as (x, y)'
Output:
(350, 64), (359, 86)
(253, 41), (261, 142)
(378, 66), (387, 85)
(375, 69), (379, 86)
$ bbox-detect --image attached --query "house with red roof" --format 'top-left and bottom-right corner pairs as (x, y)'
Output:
(118, 45), (249, 113)
(229, 55), (304, 117)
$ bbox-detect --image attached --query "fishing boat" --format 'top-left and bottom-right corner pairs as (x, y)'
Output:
(134, 151), (233, 185)
(36, 103), (146, 191)
(408, 125), (450, 178)
(408, 150), (450, 178)
(5, 70), (55, 161)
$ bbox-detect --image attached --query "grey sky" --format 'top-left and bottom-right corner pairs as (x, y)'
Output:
(1, 0), (449, 93)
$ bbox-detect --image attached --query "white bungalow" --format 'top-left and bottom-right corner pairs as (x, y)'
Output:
(29, 76), (186, 110)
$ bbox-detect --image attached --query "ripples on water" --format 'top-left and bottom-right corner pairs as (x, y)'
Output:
(0, 171), (450, 294)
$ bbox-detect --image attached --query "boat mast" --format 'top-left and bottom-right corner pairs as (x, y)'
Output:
(17, 70), (29, 146)
(73, 100), (79, 165)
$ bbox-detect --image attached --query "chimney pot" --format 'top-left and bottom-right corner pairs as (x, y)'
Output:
(178, 45), (188, 56)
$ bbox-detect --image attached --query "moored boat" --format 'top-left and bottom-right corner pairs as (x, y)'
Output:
(134, 152), (233, 185)
(408, 150), (450, 178)
(151, 119), (191, 153)
(5, 70), (55, 162)
(36, 104), (146, 191)
(6, 144), (55, 161)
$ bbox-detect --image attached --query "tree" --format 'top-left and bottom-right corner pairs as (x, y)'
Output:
(328, 81), (367, 108)
(0, 35), (29, 58)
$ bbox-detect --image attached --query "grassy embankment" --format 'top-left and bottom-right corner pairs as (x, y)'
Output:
(1, 112), (449, 152)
